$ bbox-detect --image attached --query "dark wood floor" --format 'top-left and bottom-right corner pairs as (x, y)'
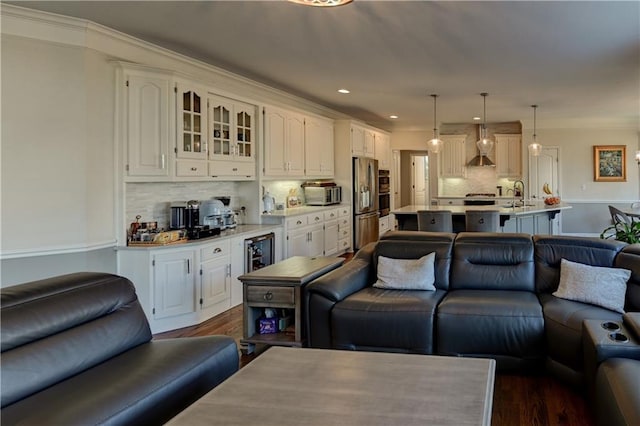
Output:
(155, 303), (595, 426)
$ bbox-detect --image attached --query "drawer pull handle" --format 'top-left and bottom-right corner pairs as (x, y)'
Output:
(264, 291), (273, 301)
(297, 220), (303, 225)
(191, 167), (197, 171)
(214, 247), (222, 253)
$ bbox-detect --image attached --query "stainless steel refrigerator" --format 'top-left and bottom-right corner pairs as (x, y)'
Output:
(353, 157), (379, 249)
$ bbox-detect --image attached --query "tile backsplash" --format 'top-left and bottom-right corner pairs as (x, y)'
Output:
(126, 181), (242, 229)
(439, 167), (516, 197)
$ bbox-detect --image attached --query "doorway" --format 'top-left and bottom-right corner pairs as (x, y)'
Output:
(529, 146), (561, 232)
(411, 154), (429, 206)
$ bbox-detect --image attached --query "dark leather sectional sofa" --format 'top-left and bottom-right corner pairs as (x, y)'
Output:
(305, 231), (640, 425)
(1, 272), (239, 426)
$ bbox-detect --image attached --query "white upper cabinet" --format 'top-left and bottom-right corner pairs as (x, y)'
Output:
(374, 132), (391, 170)
(208, 95), (256, 180)
(305, 116), (334, 177)
(175, 79), (207, 162)
(494, 134), (522, 178)
(263, 106), (305, 177)
(439, 135), (467, 177)
(122, 67), (172, 180)
(350, 124), (375, 158)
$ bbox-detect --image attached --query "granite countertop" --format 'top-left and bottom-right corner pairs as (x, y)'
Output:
(117, 224), (283, 250)
(392, 201), (572, 216)
(261, 204), (349, 218)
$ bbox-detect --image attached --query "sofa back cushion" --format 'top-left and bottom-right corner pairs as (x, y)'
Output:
(450, 233), (535, 291)
(533, 235), (627, 294)
(615, 244), (640, 311)
(376, 231), (455, 290)
(1, 272), (152, 407)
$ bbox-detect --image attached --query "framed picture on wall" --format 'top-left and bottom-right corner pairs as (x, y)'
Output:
(594, 145), (626, 182)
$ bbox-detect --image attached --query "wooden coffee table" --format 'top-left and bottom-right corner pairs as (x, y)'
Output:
(167, 347), (496, 425)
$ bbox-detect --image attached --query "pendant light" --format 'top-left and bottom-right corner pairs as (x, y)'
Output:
(528, 105), (543, 157)
(426, 94), (443, 154)
(476, 93), (494, 156)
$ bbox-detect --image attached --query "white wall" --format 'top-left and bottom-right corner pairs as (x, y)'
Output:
(1, 35), (116, 255)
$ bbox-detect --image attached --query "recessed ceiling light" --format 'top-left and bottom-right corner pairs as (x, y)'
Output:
(473, 116), (481, 121)
(289, 0), (353, 6)
(390, 115), (398, 119)
(338, 89), (350, 94)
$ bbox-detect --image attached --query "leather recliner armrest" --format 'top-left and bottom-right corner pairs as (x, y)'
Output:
(305, 243), (376, 348)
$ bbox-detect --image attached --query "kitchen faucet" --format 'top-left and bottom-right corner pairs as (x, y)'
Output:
(513, 180), (525, 207)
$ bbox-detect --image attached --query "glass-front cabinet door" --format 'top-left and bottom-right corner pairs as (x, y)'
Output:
(208, 96), (255, 163)
(209, 96), (233, 160)
(234, 102), (254, 162)
(176, 81), (207, 160)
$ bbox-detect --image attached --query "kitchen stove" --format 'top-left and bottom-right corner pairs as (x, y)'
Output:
(464, 193), (496, 206)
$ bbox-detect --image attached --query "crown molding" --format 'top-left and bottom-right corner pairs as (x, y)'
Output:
(1, 3), (344, 121)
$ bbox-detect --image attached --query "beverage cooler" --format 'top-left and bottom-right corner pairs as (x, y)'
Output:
(244, 232), (275, 273)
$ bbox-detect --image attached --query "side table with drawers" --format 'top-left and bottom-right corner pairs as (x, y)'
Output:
(238, 256), (344, 354)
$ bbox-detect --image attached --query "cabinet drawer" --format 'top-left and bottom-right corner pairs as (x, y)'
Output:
(200, 240), (230, 262)
(209, 160), (254, 177)
(307, 212), (324, 225)
(324, 209), (339, 221)
(338, 237), (351, 251)
(338, 206), (351, 217)
(339, 227), (351, 240)
(338, 217), (350, 229)
(246, 286), (295, 305)
(176, 159), (207, 177)
(286, 215), (308, 230)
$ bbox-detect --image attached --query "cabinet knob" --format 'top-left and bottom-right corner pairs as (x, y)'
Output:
(263, 291), (273, 301)
(214, 247), (222, 253)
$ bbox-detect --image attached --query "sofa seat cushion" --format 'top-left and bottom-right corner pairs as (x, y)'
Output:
(437, 290), (545, 367)
(540, 293), (621, 374)
(331, 287), (446, 354)
(596, 358), (640, 426)
(1, 336), (239, 426)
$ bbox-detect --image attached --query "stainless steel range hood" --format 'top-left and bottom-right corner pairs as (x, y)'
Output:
(467, 125), (495, 167)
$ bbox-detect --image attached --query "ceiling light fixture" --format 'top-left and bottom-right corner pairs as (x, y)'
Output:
(390, 115), (398, 119)
(288, 0), (353, 7)
(337, 88), (350, 94)
(528, 105), (543, 157)
(426, 94), (443, 154)
(476, 92), (494, 156)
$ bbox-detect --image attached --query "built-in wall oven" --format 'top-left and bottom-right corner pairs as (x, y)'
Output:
(378, 169), (390, 217)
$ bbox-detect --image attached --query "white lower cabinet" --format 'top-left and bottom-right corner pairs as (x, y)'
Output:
(198, 240), (231, 310)
(283, 207), (351, 258)
(152, 250), (196, 319)
(117, 228), (281, 334)
(379, 215), (390, 236)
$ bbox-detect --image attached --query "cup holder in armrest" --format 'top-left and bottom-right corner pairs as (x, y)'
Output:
(601, 321), (621, 331)
(608, 332), (629, 343)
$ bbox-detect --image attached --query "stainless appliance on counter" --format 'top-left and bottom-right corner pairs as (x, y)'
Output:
(301, 182), (342, 206)
(170, 200), (220, 239)
(200, 197), (237, 230)
(244, 232), (275, 273)
(353, 157), (379, 250)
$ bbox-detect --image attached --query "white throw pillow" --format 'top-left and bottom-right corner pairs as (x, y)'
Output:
(553, 258), (631, 313)
(373, 253), (436, 291)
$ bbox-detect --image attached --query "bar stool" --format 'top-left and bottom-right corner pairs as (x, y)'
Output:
(465, 210), (500, 232)
(417, 210), (453, 232)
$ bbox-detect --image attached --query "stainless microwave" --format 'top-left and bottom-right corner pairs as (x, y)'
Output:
(304, 186), (342, 206)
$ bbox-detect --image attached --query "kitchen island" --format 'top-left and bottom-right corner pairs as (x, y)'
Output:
(392, 202), (572, 234)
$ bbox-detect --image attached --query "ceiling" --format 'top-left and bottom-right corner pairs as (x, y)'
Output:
(9, 1), (640, 132)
